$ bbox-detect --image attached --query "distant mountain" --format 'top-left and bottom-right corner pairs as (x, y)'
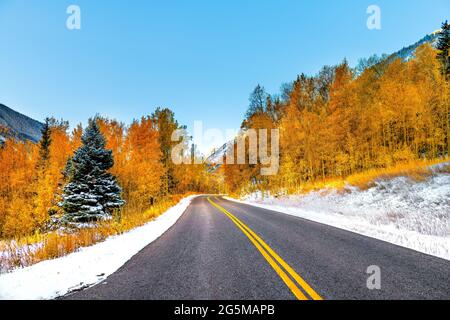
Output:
(205, 141), (233, 172)
(391, 30), (440, 61)
(355, 30), (442, 76)
(0, 104), (43, 143)
(206, 142), (229, 164)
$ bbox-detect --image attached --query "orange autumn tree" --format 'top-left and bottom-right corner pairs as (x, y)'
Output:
(0, 119), (82, 238)
(0, 107), (218, 240)
(0, 140), (38, 237)
(96, 117), (126, 180)
(224, 43), (449, 195)
(97, 116), (166, 210)
(97, 111), (221, 207)
(34, 119), (73, 225)
(122, 117), (165, 209)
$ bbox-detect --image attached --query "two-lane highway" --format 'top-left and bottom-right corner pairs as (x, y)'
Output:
(65, 196), (450, 300)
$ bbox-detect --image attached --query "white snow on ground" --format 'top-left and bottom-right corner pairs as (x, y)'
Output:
(0, 195), (199, 300)
(228, 163), (450, 260)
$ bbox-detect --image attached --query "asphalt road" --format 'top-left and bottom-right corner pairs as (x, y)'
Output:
(65, 196), (450, 300)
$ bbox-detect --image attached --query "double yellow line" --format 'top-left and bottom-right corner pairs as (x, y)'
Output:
(207, 196), (322, 301)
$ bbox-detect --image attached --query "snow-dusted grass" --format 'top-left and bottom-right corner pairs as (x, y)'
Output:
(0, 195), (198, 300)
(0, 241), (44, 272)
(229, 163), (450, 260)
(0, 195), (192, 272)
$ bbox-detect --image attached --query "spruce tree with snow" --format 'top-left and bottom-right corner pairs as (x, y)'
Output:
(61, 118), (125, 223)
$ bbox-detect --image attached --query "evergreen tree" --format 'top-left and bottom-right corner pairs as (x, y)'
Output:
(37, 118), (52, 169)
(246, 85), (268, 119)
(437, 20), (450, 79)
(60, 118), (125, 223)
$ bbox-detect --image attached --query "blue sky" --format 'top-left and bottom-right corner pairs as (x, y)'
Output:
(0, 0), (448, 153)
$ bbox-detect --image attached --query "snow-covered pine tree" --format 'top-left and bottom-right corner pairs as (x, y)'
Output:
(60, 118), (125, 223)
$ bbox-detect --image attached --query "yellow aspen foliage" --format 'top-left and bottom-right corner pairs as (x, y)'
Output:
(225, 44), (449, 194)
(0, 140), (38, 237)
(122, 117), (165, 208)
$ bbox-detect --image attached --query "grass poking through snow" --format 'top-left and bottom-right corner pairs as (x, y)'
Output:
(0, 194), (190, 273)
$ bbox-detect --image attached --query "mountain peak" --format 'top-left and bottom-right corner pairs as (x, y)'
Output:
(392, 32), (440, 61)
(0, 104), (44, 143)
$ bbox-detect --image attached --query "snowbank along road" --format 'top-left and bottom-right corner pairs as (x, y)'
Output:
(65, 196), (450, 300)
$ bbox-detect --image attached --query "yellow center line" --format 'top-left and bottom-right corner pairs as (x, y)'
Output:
(207, 197), (308, 300)
(213, 197), (323, 301)
(207, 196), (323, 301)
